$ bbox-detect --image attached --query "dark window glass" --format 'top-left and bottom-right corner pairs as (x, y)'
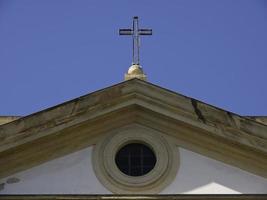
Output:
(115, 143), (156, 176)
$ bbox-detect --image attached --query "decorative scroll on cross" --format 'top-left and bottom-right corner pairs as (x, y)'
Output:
(119, 16), (152, 65)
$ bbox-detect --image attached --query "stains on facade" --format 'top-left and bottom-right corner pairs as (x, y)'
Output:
(191, 99), (206, 124)
(6, 177), (20, 184)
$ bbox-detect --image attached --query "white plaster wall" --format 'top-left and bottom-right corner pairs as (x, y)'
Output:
(0, 146), (266, 194)
(0, 146), (110, 194)
(162, 148), (267, 194)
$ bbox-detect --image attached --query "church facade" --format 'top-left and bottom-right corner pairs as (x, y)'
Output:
(0, 78), (267, 199)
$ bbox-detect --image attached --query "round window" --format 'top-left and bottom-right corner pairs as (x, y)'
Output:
(115, 143), (157, 176)
(92, 125), (179, 194)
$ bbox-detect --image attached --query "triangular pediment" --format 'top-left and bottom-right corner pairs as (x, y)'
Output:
(0, 79), (266, 179)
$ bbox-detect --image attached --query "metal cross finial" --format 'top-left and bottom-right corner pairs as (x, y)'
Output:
(119, 16), (152, 65)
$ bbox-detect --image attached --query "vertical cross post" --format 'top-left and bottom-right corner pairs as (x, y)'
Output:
(119, 16), (152, 65)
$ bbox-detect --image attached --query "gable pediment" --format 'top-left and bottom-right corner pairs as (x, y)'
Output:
(0, 79), (266, 179)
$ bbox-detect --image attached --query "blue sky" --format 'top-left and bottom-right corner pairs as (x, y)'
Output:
(0, 0), (267, 116)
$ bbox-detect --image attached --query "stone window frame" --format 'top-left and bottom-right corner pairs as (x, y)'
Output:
(92, 124), (179, 194)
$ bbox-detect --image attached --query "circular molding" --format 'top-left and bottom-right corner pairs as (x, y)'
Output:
(92, 124), (179, 194)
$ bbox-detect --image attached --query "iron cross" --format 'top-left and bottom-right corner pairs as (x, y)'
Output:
(119, 16), (152, 65)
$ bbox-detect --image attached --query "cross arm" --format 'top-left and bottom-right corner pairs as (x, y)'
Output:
(119, 29), (133, 35)
(139, 29), (152, 35)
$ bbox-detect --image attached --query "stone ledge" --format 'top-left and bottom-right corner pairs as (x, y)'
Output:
(0, 195), (266, 200)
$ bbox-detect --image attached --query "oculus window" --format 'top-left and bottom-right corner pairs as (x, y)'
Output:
(115, 143), (157, 176)
(93, 125), (179, 194)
